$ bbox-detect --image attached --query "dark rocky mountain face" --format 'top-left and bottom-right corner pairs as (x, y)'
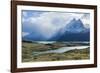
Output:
(48, 19), (90, 41)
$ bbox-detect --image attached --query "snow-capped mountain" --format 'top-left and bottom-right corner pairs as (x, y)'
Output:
(49, 18), (90, 41)
(66, 19), (85, 33)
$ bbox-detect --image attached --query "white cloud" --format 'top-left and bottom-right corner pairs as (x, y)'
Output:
(81, 19), (90, 27)
(22, 32), (30, 37)
(22, 12), (28, 17)
(22, 12), (89, 38)
(81, 14), (90, 28)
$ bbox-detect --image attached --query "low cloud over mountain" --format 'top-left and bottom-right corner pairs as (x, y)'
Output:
(22, 11), (90, 41)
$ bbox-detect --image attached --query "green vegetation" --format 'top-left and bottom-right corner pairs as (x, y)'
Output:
(22, 42), (90, 62)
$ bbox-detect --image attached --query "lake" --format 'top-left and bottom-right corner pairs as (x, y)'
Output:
(32, 46), (89, 56)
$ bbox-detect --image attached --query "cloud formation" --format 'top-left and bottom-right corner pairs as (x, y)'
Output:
(22, 32), (30, 37)
(22, 11), (90, 39)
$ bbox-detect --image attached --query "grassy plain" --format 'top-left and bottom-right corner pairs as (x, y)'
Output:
(22, 42), (90, 62)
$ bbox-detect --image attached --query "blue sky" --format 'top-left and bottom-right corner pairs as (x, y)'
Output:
(22, 10), (90, 39)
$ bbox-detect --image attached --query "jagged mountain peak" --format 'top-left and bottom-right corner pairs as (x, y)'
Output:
(65, 18), (85, 33)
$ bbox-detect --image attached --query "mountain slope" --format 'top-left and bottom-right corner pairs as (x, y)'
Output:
(23, 18), (90, 41)
(66, 19), (85, 33)
(49, 19), (90, 41)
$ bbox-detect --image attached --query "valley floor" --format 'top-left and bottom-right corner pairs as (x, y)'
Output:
(22, 42), (90, 62)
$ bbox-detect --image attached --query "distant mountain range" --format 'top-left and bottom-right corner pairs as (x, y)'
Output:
(22, 18), (90, 41)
